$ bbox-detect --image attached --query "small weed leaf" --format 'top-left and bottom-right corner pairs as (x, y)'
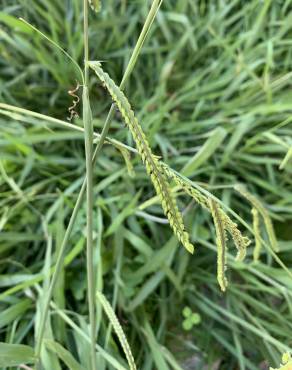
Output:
(89, 61), (194, 254)
(182, 306), (192, 317)
(182, 320), (193, 331)
(182, 306), (201, 331)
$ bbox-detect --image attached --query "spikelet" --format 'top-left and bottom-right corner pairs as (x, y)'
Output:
(96, 291), (137, 370)
(89, 61), (194, 254)
(218, 210), (250, 261)
(162, 163), (249, 282)
(161, 163), (250, 261)
(161, 163), (210, 209)
(251, 207), (262, 262)
(209, 199), (228, 292)
(235, 184), (278, 253)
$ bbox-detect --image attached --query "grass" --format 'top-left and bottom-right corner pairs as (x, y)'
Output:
(0, 1), (292, 369)
(82, 1), (96, 368)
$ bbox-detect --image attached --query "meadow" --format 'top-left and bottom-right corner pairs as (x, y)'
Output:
(0, 1), (292, 369)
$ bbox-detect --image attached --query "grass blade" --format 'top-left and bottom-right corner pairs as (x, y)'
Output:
(0, 343), (35, 367)
(96, 291), (137, 370)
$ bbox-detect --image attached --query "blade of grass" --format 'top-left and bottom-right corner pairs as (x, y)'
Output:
(19, 18), (84, 84)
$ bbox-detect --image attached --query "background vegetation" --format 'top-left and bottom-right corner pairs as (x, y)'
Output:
(0, 1), (292, 369)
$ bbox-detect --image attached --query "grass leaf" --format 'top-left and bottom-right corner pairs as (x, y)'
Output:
(44, 339), (85, 370)
(0, 343), (35, 367)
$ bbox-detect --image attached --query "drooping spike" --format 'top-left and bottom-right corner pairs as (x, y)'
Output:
(88, 61), (194, 254)
(209, 199), (228, 292)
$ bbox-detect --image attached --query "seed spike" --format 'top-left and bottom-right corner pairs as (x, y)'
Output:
(209, 199), (228, 292)
(89, 61), (194, 254)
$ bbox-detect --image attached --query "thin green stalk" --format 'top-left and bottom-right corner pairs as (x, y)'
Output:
(34, 0), (163, 365)
(83, 1), (96, 370)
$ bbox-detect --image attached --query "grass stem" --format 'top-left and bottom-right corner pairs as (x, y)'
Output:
(83, 1), (97, 369)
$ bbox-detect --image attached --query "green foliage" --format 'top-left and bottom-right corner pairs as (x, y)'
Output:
(0, 1), (292, 369)
(182, 306), (201, 331)
(89, 60), (250, 284)
(44, 340), (85, 370)
(0, 343), (35, 367)
(161, 165), (251, 262)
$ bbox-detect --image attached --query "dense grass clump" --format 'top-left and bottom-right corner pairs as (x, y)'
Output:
(0, 1), (292, 369)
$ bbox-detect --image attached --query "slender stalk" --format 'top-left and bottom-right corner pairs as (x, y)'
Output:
(83, 1), (97, 370)
(34, 0), (163, 365)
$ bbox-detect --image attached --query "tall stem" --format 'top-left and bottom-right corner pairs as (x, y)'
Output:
(83, 0), (89, 85)
(83, 1), (97, 370)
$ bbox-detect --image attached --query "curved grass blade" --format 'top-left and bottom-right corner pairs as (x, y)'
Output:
(116, 145), (135, 178)
(44, 340), (85, 370)
(96, 291), (137, 370)
(279, 147), (292, 170)
(19, 18), (84, 84)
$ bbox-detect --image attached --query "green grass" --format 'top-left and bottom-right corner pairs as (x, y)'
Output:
(0, 1), (292, 369)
